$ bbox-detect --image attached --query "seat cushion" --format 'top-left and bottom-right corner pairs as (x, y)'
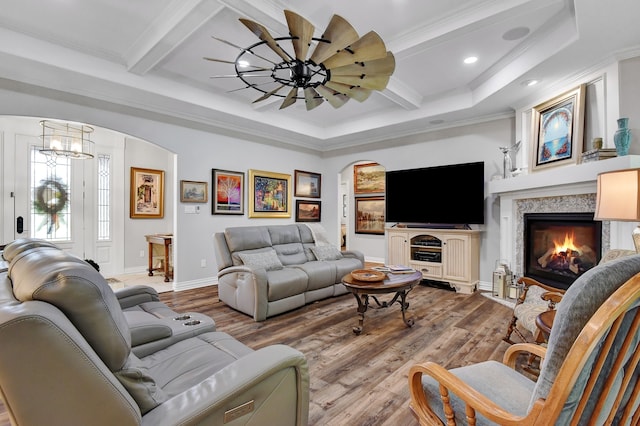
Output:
(292, 261), (336, 291)
(141, 332), (254, 397)
(332, 257), (365, 283)
(266, 267), (308, 301)
(420, 360), (535, 425)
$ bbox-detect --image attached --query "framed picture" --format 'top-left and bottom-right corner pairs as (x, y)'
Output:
(530, 84), (586, 172)
(294, 169), (321, 198)
(295, 200), (321, 222)
(212, 169), (244, 215)
(130, 167), (164, 218)
(248, 169), (291, 218)
(355, 196), (385, 234)
(354, 162), (385, 194)
(180, 180), (207, 203)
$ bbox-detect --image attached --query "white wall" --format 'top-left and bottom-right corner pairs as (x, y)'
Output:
(123, 137), (174, 274)
(327, 118), (514, 284)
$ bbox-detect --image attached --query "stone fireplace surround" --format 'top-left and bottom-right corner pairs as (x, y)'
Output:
(488, 156), (640, 284)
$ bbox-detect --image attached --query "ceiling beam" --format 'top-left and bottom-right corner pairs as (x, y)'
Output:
(125, 0), (224, 75)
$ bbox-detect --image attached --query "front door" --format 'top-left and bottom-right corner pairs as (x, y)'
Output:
(13, 133), (92, 258)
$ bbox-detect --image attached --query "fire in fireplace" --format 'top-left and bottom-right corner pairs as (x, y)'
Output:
(523, 212), (602, 290)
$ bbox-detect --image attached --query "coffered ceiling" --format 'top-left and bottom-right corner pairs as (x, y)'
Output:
(0, 0), (638, 153)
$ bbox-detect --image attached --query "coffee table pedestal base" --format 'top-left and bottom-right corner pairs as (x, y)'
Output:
(351, 289), (415, 335)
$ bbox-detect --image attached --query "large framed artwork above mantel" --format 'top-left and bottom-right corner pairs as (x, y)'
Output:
(530, 84), (586, 172)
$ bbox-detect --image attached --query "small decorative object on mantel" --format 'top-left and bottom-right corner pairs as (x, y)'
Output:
(592, 137), (603, 150)
(614, 117), (631, 156)
(581, 148), (617, 163)
(498, 140), (521, 179)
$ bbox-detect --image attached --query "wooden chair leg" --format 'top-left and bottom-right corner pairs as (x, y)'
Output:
(503, 315), (527, 344)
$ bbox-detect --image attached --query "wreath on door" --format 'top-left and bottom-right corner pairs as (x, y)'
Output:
(33, 178), (69, 234)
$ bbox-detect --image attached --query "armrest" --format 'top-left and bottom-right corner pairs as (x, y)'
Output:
(503, 343), (547, 368)
(114, 285), (160, 310)
(517, 277), (566, 294)
(408, 361), (526, 425)
(140, 344), (309, 426)
(218, 266), (269, 321)
(541, 291), (564, 307)
(341, 250), (365, 264)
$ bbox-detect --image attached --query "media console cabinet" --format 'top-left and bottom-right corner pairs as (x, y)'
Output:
(386, 226), (480, 294)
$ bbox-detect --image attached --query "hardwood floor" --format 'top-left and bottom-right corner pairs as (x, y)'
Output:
(0, 281), (516, 426)
(159, 284), (514, 425)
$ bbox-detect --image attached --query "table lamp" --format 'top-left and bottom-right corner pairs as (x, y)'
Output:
(594, 168), (640, 252)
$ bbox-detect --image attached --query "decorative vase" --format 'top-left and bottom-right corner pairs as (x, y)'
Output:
(614, 117), (631, 156)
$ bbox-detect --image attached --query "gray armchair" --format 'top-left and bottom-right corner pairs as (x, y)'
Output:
(0, 239), (309, 425)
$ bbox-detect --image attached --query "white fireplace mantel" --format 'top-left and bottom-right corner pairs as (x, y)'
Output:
(488, 155), (640, 196)
(488, 155), (640, 275)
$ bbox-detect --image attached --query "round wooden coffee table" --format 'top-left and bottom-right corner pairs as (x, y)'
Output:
(342, 270), (422, 335)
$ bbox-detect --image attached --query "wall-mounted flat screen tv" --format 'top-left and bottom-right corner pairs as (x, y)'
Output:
(385, 161), (485, 226)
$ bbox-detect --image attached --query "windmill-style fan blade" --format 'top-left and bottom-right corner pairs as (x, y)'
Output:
(211, 36), (277, 65)
(204, 57), (271, 71)
(280, 87), (298, 109)
(328, 52), (395, 75)
(320, 31), (387, 70)
(329, 74), (390, 91)
(315, 85), (350, 108)
(303, 87), (324, 111)
(253, 84), (286, 103)
(239, 18), (291, 62)
(203, 57), (236, 65)
(284, 10), (314, 61)
(309, 15), (359, 65)
(325, 81), (372, 102)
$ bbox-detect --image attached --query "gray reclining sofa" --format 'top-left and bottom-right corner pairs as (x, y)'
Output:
(0, 238), (309, 425)
(214, 224), (364, 321)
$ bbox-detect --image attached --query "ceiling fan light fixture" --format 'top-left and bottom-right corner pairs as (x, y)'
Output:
(207, 10), (394, 111)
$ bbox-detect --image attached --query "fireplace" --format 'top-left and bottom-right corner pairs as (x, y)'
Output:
(524, 212), (602, 290)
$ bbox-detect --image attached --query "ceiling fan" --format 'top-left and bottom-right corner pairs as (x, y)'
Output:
(205, 10), (395, 111)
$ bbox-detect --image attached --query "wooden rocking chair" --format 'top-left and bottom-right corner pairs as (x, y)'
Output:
(408, 254), (640, 425)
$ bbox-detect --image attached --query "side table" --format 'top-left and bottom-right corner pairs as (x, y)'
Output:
(145, 234), (173, 282)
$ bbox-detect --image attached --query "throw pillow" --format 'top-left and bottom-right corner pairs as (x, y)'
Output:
(237, 250), (283, 271)
(311, 245), (343, 261)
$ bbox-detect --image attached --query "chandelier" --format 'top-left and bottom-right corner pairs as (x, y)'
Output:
(205, 10), (395, 111)
(40, 120), (94, 159)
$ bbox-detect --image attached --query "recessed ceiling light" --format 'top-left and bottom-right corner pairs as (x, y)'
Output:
(502, 27), (530, 41)
(463, 56), (478, 64)
(522, 79), (539, 87)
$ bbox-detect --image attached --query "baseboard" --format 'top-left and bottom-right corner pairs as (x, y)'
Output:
(173, 277), (217, 292)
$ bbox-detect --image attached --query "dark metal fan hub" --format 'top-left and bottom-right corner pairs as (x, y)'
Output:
(291, 61), (311, 87)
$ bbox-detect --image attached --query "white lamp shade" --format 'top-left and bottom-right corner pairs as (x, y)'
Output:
(595, 168), (640, 221)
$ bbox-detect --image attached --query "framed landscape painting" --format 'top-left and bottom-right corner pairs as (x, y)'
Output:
(354, 162), (385, 194)
(180, 180), (207, 203)
(212, 169), (244, 214)
(355, 196), (385, 234)
(294, 169), (321, 198)
(130, 167), (164, 218)
(295, 200), (321, 222)
(530, 84), (586, 172)
(248, 169), (291, 218)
